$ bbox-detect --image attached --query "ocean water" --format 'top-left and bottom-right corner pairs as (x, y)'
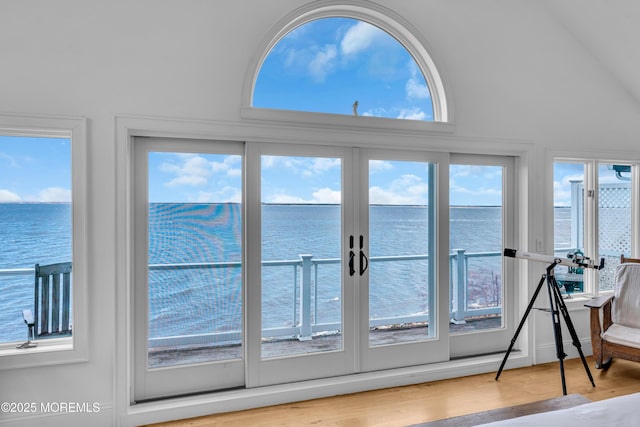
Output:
(0, 203), (569, 343)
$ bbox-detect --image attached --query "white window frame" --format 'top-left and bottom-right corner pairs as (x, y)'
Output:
(240, 1), (455, 133)
(551, 154), (640, 297)
(0, 113), (88, 369)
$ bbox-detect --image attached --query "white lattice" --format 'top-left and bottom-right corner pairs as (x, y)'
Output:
(574, 182), (631, 290)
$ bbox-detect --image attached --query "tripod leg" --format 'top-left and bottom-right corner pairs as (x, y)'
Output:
(546, 272), (568, 395)
(496, 274), (546, 381)
(550, 276), (596, 387)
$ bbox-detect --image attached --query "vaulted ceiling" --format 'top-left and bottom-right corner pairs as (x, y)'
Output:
(539, 0), (640, 106)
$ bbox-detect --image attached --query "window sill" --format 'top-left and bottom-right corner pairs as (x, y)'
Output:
(0, 337), (87, 370)
(240, 106), (456, 135)
(561, 290), (614, 310)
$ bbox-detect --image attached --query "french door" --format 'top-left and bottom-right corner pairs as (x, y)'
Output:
(133, 138), (246, 401)
(132, 138), (513, 400)
(246, 144), (449, 386)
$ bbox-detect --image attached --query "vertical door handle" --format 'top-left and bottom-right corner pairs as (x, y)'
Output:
(359, 235), (368, 275)
(348, 235), (356, 276)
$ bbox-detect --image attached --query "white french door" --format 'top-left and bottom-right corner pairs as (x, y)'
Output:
(133, 137), (245, 401)
(245, 145), (449, 386)
(358, 148), (449, 372)
(132, 137), (514, 399)
(245, 142), (357, 386)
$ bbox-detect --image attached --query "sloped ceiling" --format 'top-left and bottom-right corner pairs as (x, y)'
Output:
(538, 0), (640, 106)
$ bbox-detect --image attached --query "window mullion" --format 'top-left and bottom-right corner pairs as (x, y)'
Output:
(584, 161), (599, 295)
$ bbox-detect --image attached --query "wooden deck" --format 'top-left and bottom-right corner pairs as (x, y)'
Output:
(148, 316), (501, 368)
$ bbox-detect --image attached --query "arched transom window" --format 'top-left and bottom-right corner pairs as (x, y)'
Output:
(253, 16), (444, 122)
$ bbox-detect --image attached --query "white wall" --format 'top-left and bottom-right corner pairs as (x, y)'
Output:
(1, 1), (639, 426)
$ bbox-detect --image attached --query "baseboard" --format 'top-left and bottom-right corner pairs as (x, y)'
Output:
(120, 352), (531, 427)
(535, 338), (593, 364)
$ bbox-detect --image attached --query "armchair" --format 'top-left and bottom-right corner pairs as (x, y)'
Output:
(585, 256), (640, 368)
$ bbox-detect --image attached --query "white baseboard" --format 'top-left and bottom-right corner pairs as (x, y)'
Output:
(120, 352), (530, 427)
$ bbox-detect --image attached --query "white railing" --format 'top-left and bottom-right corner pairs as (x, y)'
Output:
(1, 250), (503, 348)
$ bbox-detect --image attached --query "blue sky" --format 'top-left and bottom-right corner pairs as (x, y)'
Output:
(253, 17), (433, 120)
(0, 136), (71, 202)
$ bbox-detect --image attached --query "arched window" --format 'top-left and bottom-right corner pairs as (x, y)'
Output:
(246, 3), (451, 123)
(255, 17), (433, 121)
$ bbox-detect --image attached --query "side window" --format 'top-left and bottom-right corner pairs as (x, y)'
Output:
(0, 115), (87, 368)
(0, 135), (72, 345)
(553, 160), (633, 294)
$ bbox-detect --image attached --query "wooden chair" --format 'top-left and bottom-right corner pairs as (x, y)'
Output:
(585, 255), (640, 368)
(22, 262), (73, 339)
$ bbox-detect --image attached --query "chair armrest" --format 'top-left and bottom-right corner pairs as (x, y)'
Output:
(584, 295), (614, 309)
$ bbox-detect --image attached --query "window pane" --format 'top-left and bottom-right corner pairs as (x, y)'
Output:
(450, 164), (503, 332)
(553, 162), (585, 294)
(254, 17), (434, 121)
(261, 155), (343, 358)
(598, 163), (631, 291)
(369, 160), (436, 345)
(146, 152), (243, 368)
(0, 136), (72, 344)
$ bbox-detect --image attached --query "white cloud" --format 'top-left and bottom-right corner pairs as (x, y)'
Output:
(406, 76), (429, 100)
(370, 174), (428, 205)
(267, 187), (341, 204)
(161, 155), (241, 187)
(450, 181), (501, 199)
(397, 108), (427, 121)
(340, 21), (384, 56)
(405, 62), (430, 101)
(0, 189), (21, 202)
(262, 155), (278, 169)
(196, 186), (242, 203)
(308, 44), (337, 82)
(268, 193), (308, 204)
(369, 160), (393, 173)
(162, 155), (211, 187)
(553, 173), (584, 206)
(312, 188), (341, 203)
(312, 157), (341, 172)
(553, 180), (572, 206)
(38, 187), (71, 202)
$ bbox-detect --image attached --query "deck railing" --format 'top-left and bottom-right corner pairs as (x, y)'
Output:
(1, 250), (502, 347)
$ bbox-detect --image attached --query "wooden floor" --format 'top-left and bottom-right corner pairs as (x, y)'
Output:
(145, 357), (640, 427)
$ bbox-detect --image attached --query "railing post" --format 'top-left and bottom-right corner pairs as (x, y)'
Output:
(298, 254), (313, 341)
(452, 249), (467, 324)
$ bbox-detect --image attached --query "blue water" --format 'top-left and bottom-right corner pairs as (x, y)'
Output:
(0, 203), (569, 343)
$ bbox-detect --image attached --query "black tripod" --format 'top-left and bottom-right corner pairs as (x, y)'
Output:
(495, 260), (595, 395)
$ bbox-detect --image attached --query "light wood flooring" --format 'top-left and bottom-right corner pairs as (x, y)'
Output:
(144, 356), (640, 427)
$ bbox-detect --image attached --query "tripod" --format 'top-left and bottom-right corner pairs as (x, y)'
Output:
(495, 260), (595, 395)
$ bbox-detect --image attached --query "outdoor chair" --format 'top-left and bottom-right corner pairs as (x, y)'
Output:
(22, 262), (72, 340)
(585, 256), (640, 368)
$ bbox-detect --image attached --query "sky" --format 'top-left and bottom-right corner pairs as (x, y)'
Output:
(0, 136), (71, 203)
(253, 17), (434, 120)
(147, 152), (505, 206)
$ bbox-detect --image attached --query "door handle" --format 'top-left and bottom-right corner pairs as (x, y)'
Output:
(359, 235), (368, 275)
(349, 250), (356, 276)
(348, 235), (355, 276)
